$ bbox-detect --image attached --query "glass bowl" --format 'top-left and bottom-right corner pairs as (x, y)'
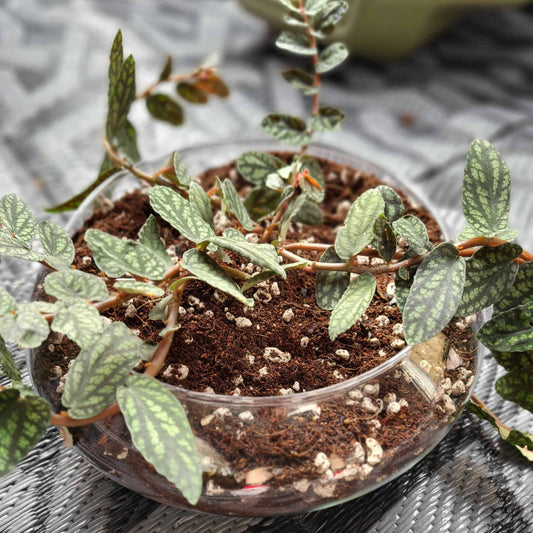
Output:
(29, 140), (481, 516)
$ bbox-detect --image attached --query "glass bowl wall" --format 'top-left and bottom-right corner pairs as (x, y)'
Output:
(29, 141), (481, 516)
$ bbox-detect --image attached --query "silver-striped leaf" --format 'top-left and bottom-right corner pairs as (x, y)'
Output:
(298, 155), (325, 203)
(496, 368), (533, 414)
(309, 105), (345, 133)
(0, 288), (16, 315)
(316, 43), (348, 74)
(0, 232), (44, 263)
(402, 242), (466, 345)
(334, 188), (384, 261)
(62, 322), (147, 419)
(236, 151), (285, 186)
(0, 194), (37, 244)
(189, 182), (214, 230)
(182, 249), (253, 306)
(0, 303), (49, 348)
(116, 373), (202, 504)
(456, 243), (521, 317)
(376, 185), (404, 222)
(149, 186), (214, 243)
(275, 30), (316, 56)
(492, 349), (533, 372)
(373, 215), (397, 263)
(44, 270), (109, 302)
(494, 261), (533, 313)
(329, 272), (376, 341)
(114, 280), (165, 298)
(221, 179), (254, 231)
(261, 114), (312, 146)
(38, 220), (75, 265)
(0, 335), (21, 381)
(315, 246), (350, 310)
(314, 1), (349, 34)
(281, 69), (316, 94)
(172, 152), (192, 188)
(392, 215), (432, 255)
(138, 215), (173, 267)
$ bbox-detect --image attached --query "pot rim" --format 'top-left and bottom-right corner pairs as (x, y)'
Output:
(31, 138), (458, 408)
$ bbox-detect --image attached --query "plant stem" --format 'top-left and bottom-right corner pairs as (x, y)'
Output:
(135, 72), (197, 100)
(299, 0), (320, 119)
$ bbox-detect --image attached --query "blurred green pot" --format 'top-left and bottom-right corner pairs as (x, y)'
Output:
(238, 0), (529, 61)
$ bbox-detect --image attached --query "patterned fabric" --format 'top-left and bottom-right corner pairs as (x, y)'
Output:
(0, 1), (532, 531)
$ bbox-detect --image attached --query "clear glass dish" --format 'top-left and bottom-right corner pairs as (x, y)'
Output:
(29, 140), (481, 516)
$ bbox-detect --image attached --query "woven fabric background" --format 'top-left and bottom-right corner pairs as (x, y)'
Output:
(0, 1), (532, 531)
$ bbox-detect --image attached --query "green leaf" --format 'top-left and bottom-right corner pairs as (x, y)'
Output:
(221, 179), (254, 231)
(0, 388), (51, 477)
(107, 54), (136, 138)
(329, 272), (376, 341)
(261, 114), (312, 146)
(392, 215), (433, 255)
(317, 43), (348, 74)
(456, 244), (521, 317)
(108, 30), (124, 104)
(304, 0), (328, 13)
(403, 242), (466, 345)
(158, 55), (172, 81)
(146, 94), (183, 126)
(138, 215), (173, 267)
(309, 105), (345, 132)
(298, 155), (325, 203)
(189, 182), (214, 230)
(394, 272), (413, 313)
(494, 262), (533, 313)
(148, 294), (173, 321)
(37, 221), (75, 265)
(496, 368), (533, 414)
(0, 288), (17, 315)
(0, 335), (21, 381)
(315, 247), (350, 310)
(85, 229), (169, 280)
(177, 81), (208, 104)
(236, 151), (285, 186)
(116, 373), (202, 504)
(373, 215), (397, 263)
(44, 270), (109, 302)
(461, 140), (516, 238)
(335, 189), (384, 261)
(376, 185), (404, 222)
(62, 322), (145, 419)
(51, 299), (103, 350)
(292, 198), (323, 226)
(114, 280), (165, 298)
(492, 349), (533, 372)
(172, 152), (192, 188)
(207, 235), (286, 279)
(276, 30), (316, 55)
(278, 0), (300, 11)
(314, 1), (349, 34)
(281, 69), (317, 94)
(0, 232), (43, 263)
(244, 187), (285, 220)
(149, 186), (215, 243)
(0, 303), (49, 348)
(478, 302), (533, 352)
(466, 401), (533, 461)
(0, 194), (37, 244)
(182, 249), (253, 306)
(116, 120), (141, 163)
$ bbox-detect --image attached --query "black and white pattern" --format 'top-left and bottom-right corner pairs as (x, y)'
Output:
(0, 1), (532, 531)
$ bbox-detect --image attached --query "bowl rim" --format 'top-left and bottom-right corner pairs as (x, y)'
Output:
(30, 138), (458, 408)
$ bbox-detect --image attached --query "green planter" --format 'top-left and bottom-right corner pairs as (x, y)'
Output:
(238, 0), (529, 61)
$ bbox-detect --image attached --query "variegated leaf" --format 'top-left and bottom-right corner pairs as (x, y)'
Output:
(309, 105), (344, 132)
(62, 322), (145, 419)
(329, 272), (376, 341)
(394, 272), (413, 313)
(392, 215), (432, 255)
(188, 182), (214, 230)
(0, 388), (51, 476)
(373, 215), (397, 262)
(37, 220), (75, 265)
(376, 185), (404, 222)
(51, 299), (103, 350)
(276, 30), (316, 55)
(149, 186), (214, 244)
(145, 94), (183, 125)
(261, 114), (312, 146)
(494, 261), (533, 313)
(116, 373), (202, 504)
(315, 246), (350, 310)
(461, 139), (516, 238)
(172, 152), (192, 188)
(496, 368), (533, 414)
(207, 235), (286, 278)
(0, 303), (49, 348)
(107, 54), (136, 138)
(0, 288), (17, 315)
(236, 151), (285, 186)
(0, 334), (21, 381)
(138, 215), (173, 267)
(314, 1), (349, 34)
(44, 270), (109, 302)
(244, 187), (285, 220)
(114, 280), (165, 298)
(221, 179), (254, 231)
(492, 349), (533, 372)
(177, 82), (208, 104)
(85, 229), (169, 280)
(281, 69), (316, 94)
(0, 231), (44, 263)
(0, 194), (37, 244)
(478, 302), (533, 352)
(456, 243), (521, 317)
(317, 42), (348, 74)
(335, 188), (384, 260)
(292, 198), (323, 226)
(182, 249), (253, 306)
(403, 243), (466, 345)
(298, 155), (325, 203)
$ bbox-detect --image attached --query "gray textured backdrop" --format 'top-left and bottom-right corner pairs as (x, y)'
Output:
(0, 1), (532, 532)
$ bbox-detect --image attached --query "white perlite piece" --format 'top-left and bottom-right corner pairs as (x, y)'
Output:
(245, 467), (272, 486)
(451, 380), (466, 396)
(225, 312), (235, 322)
(383, 392), (396, 404)
(293, 479), (311, 493)
(385, 281), (395, 299)
(348, 442), (366, 464)
(336, 349), (350, 361)
(333, 370), (344, 380)
(399, 398), (409, 408)
(375, 315), (390, 328)
(367, 419), (382, 437)
(200, 414), (214, 427)
(270, 282), (281, 297)
(263, 347), (291, 363)
(279, 388), (294, 395)
(282, 308), (294, 323)
(163, 366), (173, 379)
(235, 317), (252, 328)
(363, 383), (379, 397)
(81, 256), (92, 266)
(365, 438), (383, 466)
(312, 483), (336, 498)
(314, 452), (330, 473)
(348, 389), (363, 401)
(176, 365), (189, 379)
(258, 366), (269, 377)
(420, 360), (432, 374)
(204, 310), (214, 319)
(213, 407), (231, 418)
(360, 397), (379, 414)
(238, 410), (254, 422)
(440, 394), (456, 414)
(386, 401), (401, 415)
(178, 306), (186, 318)
(233, 374), (244, 386)
(292, 381), (300, 392)
(300, 336), (310, 348)
(188, 295), (200, 307)
(214, 290), (227, 304)
(441, 377), (452, 391)
(392, 323), (404, 338)
(125, 302), (136, 318)
(390, 338), (406, 349)
(246, 353), (255, 365)
(254, 288), (272, 303)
